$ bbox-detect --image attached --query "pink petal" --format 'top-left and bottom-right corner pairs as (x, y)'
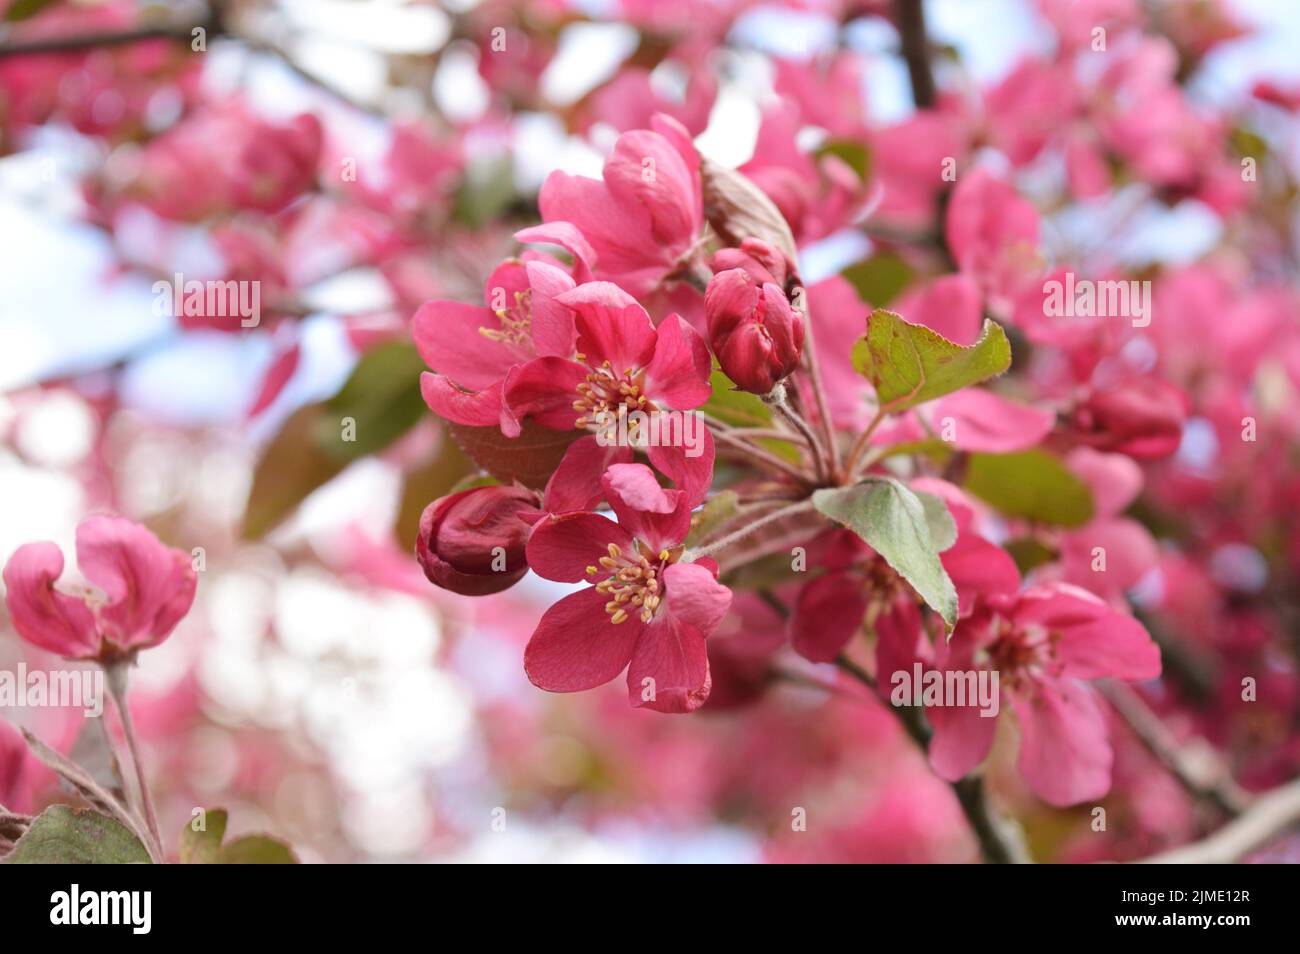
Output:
(524, 587), (644, 693)
(419, 372), (504, 428)
(897, 274), (983, 345)
(526, 511), (634, 583)
(873, 599), (927, 694)
(1066, 447), (1143, 518)
(646, 426), (715, 509)
(557, 283), (657, 371)
(601, 464), (691, 553)
(1016, 584), (1161, 681)
(626, 613), (710, 713)
(1011, 679), (1112, 806)
(542, 435), (633, 514)
(2, 541), (98, 658)
(514, 222), (596, 282)
(76, 515), (196, 652)
(643, 313), (712, 408)
(247, 341), (300, 418)
(662, 561), (732, 638)
(523, 260), (577, 358)
(501, 357), (587, 431)
(789, 570), (868, 663)
(412, 300), (515, 388)
(924, 389), (1055, 452)
(927, 695), (1000, 782)
(942, 534), (1021, 615)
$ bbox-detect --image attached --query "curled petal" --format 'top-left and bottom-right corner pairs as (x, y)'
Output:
(2, 542), (98, 658)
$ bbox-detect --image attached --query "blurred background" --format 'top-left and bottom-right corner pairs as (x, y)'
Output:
(1, 0), (1299, 862)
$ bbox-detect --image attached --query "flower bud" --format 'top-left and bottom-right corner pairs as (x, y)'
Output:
(416, 486), (541, 596)
(710, 238), (796, 292)
(705, 268), (805, 394)
(1069, 378), (1187, 459)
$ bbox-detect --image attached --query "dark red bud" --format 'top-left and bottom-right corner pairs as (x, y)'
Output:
(416, 485), (541, 596)
(704, 268), (805, 395)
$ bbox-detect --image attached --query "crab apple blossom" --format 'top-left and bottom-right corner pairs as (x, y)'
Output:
(416, 485), (544, 596)
(3, 515), (196, 662)
(523, 464), (732, 713)
(538, 114), (705, 297)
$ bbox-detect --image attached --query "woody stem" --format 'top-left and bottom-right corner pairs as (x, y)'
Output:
(766, 385), (828, 481)
(685, 499), (814, 561)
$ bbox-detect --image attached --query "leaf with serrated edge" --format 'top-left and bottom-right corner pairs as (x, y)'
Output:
(851, 310), (1011, 414)
(813, 478), (958, 630)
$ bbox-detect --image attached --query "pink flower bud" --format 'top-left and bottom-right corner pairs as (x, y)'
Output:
(705, 268), (805, 394)
(416, 486), (541, 595)
(710, 238), (796, 291)
(1069, 378), (1187, 459)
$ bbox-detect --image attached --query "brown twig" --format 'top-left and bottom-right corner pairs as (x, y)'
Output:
(893, 0), (937, 109)
(1138, 777), (1300, 864)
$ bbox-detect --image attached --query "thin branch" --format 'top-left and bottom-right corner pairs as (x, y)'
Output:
(686, 499), (815, 560)
(1138, 777), (1300, 864)
(1097, 681), (1249, 816)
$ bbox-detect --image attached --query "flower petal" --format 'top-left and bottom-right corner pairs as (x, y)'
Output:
(501, 357), (587, 431)
(1011, 679), (1112, 806)
(557, 282), (658, 371)
(524, 587), (644, 693)
(2, 541), (98, 658)
(662, 561), (732, 638)
(643, 313), (712, 409)
(526, 511), (634, 583)
(76, 515), (196, 651)
(626, 613), (711, 712)
(542, 435), (633, 514)
(789, 570), (868, 663)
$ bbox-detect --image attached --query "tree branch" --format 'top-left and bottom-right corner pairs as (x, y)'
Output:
(1138, 777), (1300, 864)
(893, 0), (936, 109)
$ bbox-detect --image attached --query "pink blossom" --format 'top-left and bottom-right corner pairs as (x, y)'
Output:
(3, 516), (197, 661)
(523, 464), (732, 712)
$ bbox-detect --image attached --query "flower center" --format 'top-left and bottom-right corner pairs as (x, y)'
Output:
(586, 540), (670, 624)
(985, 621), (1059, 689)
(571, 359), (656, 433)
(479, 289), (533, 348)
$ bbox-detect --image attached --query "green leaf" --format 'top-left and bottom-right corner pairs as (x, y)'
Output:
(319, 341), (428, 460)
(851, 309), (1012, 413)
(963, 450), (1095, 527)
(5, 0), (59, 22)
(700, 368), (801, 463)
(1003, 537), (1059, 575)
(3, 806), (150, 864)
(915, 490), (958, 552)
(842, 254), (912, 307)
(179, 809), (228, 865)
(217, 834), (299, 864)
(813, 478), (958, 630)
(815, 139), (872, 182)
(242, 403), (348, 539)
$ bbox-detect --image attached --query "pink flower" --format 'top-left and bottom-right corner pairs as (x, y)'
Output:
(704, 267), (804, 395)
(882, 583), (1161, 806)
(945, 167), (1042, 310)
(523, 464), (732, 712)
(502, 281), (712, 469)
(416, 485), (543, 596)
(414, 254), (579, 430)
(3, 516), (197, 661)
(538, 115), (703, 296)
